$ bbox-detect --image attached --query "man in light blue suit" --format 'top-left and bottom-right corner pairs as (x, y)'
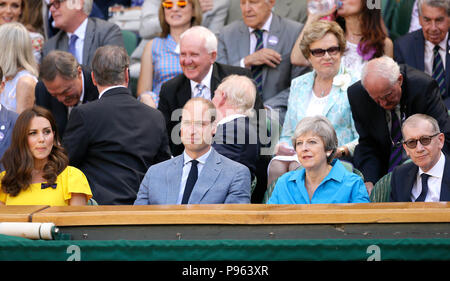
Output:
(134, 97), (251, 205)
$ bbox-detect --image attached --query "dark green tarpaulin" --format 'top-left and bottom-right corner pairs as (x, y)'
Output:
(1, 234), (449, 261)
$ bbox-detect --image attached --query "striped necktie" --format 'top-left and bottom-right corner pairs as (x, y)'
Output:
(432, 45), (446, 98)
(388, 110), (402, 172)
(68, 34), (79, 62)
(251, 29), (264, 95)
(195, 84), (206, 98)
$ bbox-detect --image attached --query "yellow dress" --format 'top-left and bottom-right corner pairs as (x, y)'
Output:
(0, 166), (92, 206)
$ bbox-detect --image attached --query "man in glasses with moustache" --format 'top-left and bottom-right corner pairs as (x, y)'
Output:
(390, 114), (450, 202)
(348, 56), (450, 195)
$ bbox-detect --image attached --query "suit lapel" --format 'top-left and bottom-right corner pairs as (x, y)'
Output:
(402, 164), (419, 202)
(210, 63), (221, 96)
(166, 155), (184, 204)
(188, 149), (221, 204)
(83, 18), (95, 66)
(439, 155), (450, 201)
(263, 14), (282, 85)
(445, 31), (450, 95)
(178, 76), (192, 109)
(238, 22), (251, 61)
(414, 31), (425, 71)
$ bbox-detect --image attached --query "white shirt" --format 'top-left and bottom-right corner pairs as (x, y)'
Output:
(189, 65), (213, 100)
(305, 90), (329, 117)
(408, 0), (421, 33)
(216, 114), (247, 126)
(177, 148), (212, 204)
(66, 18), (88, 64)
(424, 33), (448, 76)
(411, 151), (445, 202)
(98, 85), (128, 99)
(239, 13), (273, 68)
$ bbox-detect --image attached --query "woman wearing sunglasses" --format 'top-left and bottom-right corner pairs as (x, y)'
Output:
(137, 0), (202, 107)
(291, 0), (393, 78)
(268, 20), (359, 187)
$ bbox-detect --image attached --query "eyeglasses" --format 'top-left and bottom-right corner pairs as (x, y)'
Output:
(48, 0), (66, 9)
(162, 0), (188, 9)
(403, 133), (440, 149)
(310, 46), (340, 57)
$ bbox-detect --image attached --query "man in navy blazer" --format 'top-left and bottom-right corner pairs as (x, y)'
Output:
(135, 98), (251, 205)
(391, 114), (450, 202)
(394, 0), (450, 107)
(211, 74), (259, 181)
(35, 51), (99, 136)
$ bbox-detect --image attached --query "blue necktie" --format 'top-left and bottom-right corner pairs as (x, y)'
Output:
(432, 45), (446, 98)
(68, 34), (78, 62)
(416, 173), (430, 202)
(251, 29), (264, 95)
(388, 110), (402, 172)
(182, 160), (198, 204)
(195, 84), (206, 98)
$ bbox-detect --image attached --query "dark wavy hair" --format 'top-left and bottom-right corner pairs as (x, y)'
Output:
(1, 106), (68, 197)
(336, 0), (387, 59)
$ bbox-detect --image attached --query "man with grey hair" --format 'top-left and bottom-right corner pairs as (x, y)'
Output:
(348, 56), (450, 195)
(212, 74), (259, 181)
(43, 0), (124, 67)
(390, 114), (450, 202)
(63, 46), (171, 205)
(156, 26), (264, 156)
(394, 0), (450, 107)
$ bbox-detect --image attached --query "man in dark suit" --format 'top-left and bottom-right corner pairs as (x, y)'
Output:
(154, 26), (264, 156)
(35, 51), (99, 136)
(348, 56), (450, 195)
(394, 0), (449, 107)
(391, 114), (450, 202)
(211, 74), (259, 181)
(43, 0), (124, 66)
(63, 46), (171, 205)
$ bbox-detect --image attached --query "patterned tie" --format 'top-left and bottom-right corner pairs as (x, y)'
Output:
(251, 29), (264, 95)
(68, 34), (79, 62)
(432, 45), (446, 98)
(388, 110), (402, 172)
(416, 173), (430, 202)
(195, 84), (206, 98)
(182, 160), (199, 204)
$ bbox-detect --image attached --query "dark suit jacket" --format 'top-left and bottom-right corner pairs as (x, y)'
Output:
(42, 17), (124, 67)
(212, 116), (259, 180)
(390, 154), (450, 202)
(158, 62), (264, 156)
(348, 64), (450, 184)
(35, 66), (99, 136)
(394, 29), (450, 107)
(62, 87), (171, 205)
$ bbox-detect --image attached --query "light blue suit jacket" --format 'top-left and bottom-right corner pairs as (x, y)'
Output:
(134, 148), (251, 205)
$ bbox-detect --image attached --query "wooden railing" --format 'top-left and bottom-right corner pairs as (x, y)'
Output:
(1, 202), (450, 226)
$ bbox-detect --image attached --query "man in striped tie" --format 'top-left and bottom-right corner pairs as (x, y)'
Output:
(348, 56), (450, 196)
(393, 0), (449, 107)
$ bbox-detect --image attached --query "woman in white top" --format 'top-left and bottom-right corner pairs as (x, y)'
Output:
(268, 20), (359, 187)
(291, 0), (393, 77)
(0, 22), (38, 113)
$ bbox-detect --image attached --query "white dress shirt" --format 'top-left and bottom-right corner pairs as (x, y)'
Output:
(411, 151), (445, 202)
(424, 33), (448, 76)
(177, 148), (212, 204)
(189, 65), (213, 100)
(66, 18), (88, 64)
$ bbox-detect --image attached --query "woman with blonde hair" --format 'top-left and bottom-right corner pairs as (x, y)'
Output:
(0, 22), (37, 114)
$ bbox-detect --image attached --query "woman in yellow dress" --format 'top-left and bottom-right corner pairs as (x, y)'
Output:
(0, 106), (92, 206)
